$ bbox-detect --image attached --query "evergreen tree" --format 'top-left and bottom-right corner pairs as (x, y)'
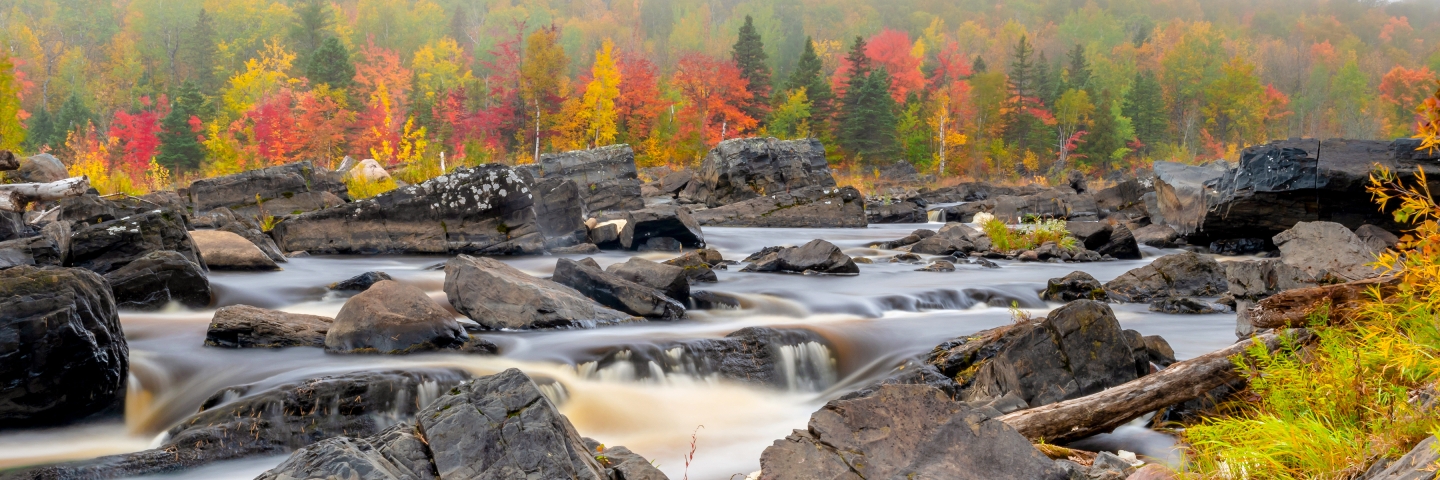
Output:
(180, 9), (218, 92)
(55, 91), (95, 136)
(24, 108), (55, 152)
(1065, 44), (1092, 93)
(1123, 70), (1166, 154)
(289, 0), (333, 63)
(408, 70), (438, 142)
(841, 67), (898, 161)
(972, 55), (987, 74)
(787, 37), (834, 122)
(1003, 35), (1046, 155)
(307, 37), (356, 89)
(835, 36), (871, 143)
(157, 81), (207, 172)
(1078, 90), (1123, 169)
(1035, 52), (1060, 108)
(731, 15), (772, 124)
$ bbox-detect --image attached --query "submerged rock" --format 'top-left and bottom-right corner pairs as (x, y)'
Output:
(1105, 251), (1227, 303)
(741, 239), (859, 275)
(552, 258), (685, 319)
(444, 255), (631, 330)
(328, 271), (393, 292)
(0, 266), (127, 427)
(190, 229), (280, 270)
(105, 250), (212, 310)
(205, 305), (334, 348)
(326, 280), (478, 354)
(681, 137), (837, 207)
(689, 185), (867, 228)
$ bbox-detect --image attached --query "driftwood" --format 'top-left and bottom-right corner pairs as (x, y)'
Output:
(0, 150), (15, 171)
(998, 330), (1307, 443)
(0, 176), (91, 212)
(1245, 276), (1400, 330)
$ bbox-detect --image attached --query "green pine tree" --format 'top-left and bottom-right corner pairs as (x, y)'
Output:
(56, 91), (95, 136)
(180, 9), (218, 92)
(1066, 44), (1092, 93)
(972, 55), (987, 74)
(1003, 35), (1046, 156)
(1123, 70), (1166, 154)
(844, 67), (898, 161)
(24, 107), (55, 152)
(289, 0), (334, 63)
(787, 37), (834, 122)
(1035, 51), (1060, 108)
(732, 15), (772, 124)
(307, 36), (356, 89)
(1077, 90), (1123, 169)
(157, 81), (207, 172)
(835, 36), (872, 145)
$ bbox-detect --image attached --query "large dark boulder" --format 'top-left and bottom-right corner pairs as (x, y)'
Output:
(256, 423), (439, 480)
(0, 210), (30, 241)
(104, 250), (212, 310)
(1041, 271), (1108, 302)
(926, 300), (1141, 409)
(530, 177), (588, 249)
(867, 200), (927, 223)
(0, 230), (64, 269)
(552, 258), (685, 319)
(187, 160), (348, 219)
(908, 224), (976, 255)
(619, 205), (705, 250)
(69, 209), (205, 275)
(1094, 224), (1142, 259)
(606, 257), (690, 305)
(524, 144), (644, 214)
(1067, 221), (1113, 250)
(1105, 251), (1228, 302)
(204, 305), (333, 348)
(741, 239), (859, 275)
(0, 266), (127, 427)
(758, 384), (1066, 480)
(681, 137), (836, 207)
(444, 255), (630, 330)
(690, 185), (867, 228)
(271, 164), (544, 255)
(326, 280), (477, 354)
(329, 271), (393, 292)
(582, 327), (835, 390)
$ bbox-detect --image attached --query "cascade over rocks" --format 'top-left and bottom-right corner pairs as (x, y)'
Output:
(523, 144), (644, 214)
(0, 266), (127, 427)
(618, 204), (705, 250)
(104, 250), (212, 310)
(1273, 221), (1382, 281)
(690, 185), (867, 228)
(741, 239), (859, 275)
(190, 229), (279, 270)
(326, 280), (486, 354)
(187, 161), (348, 219)
(271, 164), (545, 255)
(204, 305), (334, 348)
(551, 258), (685, 319)
(1105, 251), (1227, 302)
(444, 255), (631, 330)
(583, 327), (834, 390)
(758, 384), (1066, 480)
(681, 137), (836, 207)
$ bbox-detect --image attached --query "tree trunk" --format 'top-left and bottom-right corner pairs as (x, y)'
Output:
(0, 150), (16, 171)
(998, 329), (1307, 443)
(0, 177), (92, 212)
(1244, 276), (1399, 330)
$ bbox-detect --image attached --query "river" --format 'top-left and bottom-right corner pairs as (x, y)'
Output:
(0, 222), (1241, 479)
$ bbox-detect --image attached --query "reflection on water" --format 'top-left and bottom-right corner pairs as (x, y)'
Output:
(0, 223), (1241, 479)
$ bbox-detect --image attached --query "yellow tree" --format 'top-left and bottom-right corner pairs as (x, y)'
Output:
(221, 41), (297, 117)
(926, 90), (968, 176)
(581, 39), (622, 148)
(519, 27), (568, 161)
(412, 37), (472, 98)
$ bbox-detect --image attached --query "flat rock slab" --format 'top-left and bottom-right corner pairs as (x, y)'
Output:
(205, 305), (333, 348)
(191, 229), (280, 270)
(690, 185), (867, 228)
(444, 254), (631, 330)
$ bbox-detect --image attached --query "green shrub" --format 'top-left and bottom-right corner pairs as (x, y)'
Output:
(981, 218), (1077, 251)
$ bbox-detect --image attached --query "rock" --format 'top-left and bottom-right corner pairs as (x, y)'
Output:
(104, 250), (212, 310)
(1105, 252), (1228, 303)
(638, 236), (682, 252)
(838, 360), (963, 402)
(583, 439), (669, 480)
(1017, 250), (1041, 262)
(870, 228), (936, 249)
(190, 207), (240, 230)
(926, 300), (1141, 408)
(70, 209), (205, 275)
(1093, 179), (1153, 221)
(552, 258), (685, 319)
(444, 255), (631, 330)
(1150, 159), (1233, 236)
(217, 222), (288, 263)
(1090, 451), (1138, 479)
(0, 233), (63, 269)
(1042, 271), (1108, 302)
(329, 271), (393, 292)
(1132, 224), (1180, 248)
(0, 210), (30, 241)
(663, 249), (722, 283)
(525, 145), (644, 214)
(681, 137), (836, 207)
(0, 266), (126, 427)
(3, 153), (67, 183)
(758, 384), (1066, 480)
(1225, 259), (1316, 301)
(1364, 436), (1440, 480)
(326, 280), (472, 354)
(619, 205), (705, 250)
(191, 229), (280, 270)
(204, 305), (333, 348)
(1127, 464), (1181, 480)
(691, 185), (868, 228)
(583, 327), (833, 389)
(1274, 221), (1381, 281)
(187, 161), (347, 219)
(531, 177), (588, 249)
(1209, 237), (1266, 255)
(1034, 241), (1071, 261)
(1149, 296), (1229, 314)
(256, 423), (438, 480)
(909, 229), (974, 255)
(659, 169), (694, 196)
(891, 252), (923, 263)
(918, 259), (956, 272)
(1355, 224), (1400, 252)
(741, 239), (859, 275)
(271, 164), (544, 255)
(344, 158), (391, 183)
(56, 194), (142, 226)
(588, 220), (621, 248)
(550, 243), (601, 255)
(867, 200), (927, 223)
(690, 290), (742, 310)
(987, 190), (1100, 222)
(606, 257), (690, 305)
(1095, 224), (1142, 260)
(1067, 221), (1114, 250)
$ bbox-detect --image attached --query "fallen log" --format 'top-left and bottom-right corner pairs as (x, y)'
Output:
(0, 150), (16, 171)
(1244, 276), (1400, 330)
(998, 329), (1307, 443)
(0, 176), (91, 212)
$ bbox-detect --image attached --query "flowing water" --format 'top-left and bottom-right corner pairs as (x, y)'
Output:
(0, 223), (1242, 479)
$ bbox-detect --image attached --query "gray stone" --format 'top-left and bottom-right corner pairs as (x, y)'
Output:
(326, 280), (473, 354)
(3, 153), (67, 183)
(1042, 271), (1108, 302)
(867, 200), (927, 223)
(606, 257), (690, 305)
(329, 271), (393, 292)
(690, 185), (867, 228)
(190, 229), (279, 270)
(444, 254), (631, 330)
(531, 177), (588, 249)
(1363, 436), (1440, 480)
(619, 205), (705, 250)
(187, 161), (348, 219)
(1067, 221), (1113, 250)
(552, 258), (685, 319)
(104, 250), (212, 310)
(1356, 224), (1400, 253)
(205, 305), (333, 348)
(1149, 296), (1229, 314)
(741, 239), (859, 275)
(1225, 259), (1316, 300)
(1095, 224), (1141, 260)
(257, 423), (439, 480)
(527, 144), (645, 214)
(918, 259), (956, 272)
(1274, 221), (1382, 281)
(681, 137), (836, 207)
(70, 209), (206, 275)
(584, 327), (832, 389)
(1105, 252), (1228, 302)
(1133, 223), (1180, 248)
(663, 249), (722, 283)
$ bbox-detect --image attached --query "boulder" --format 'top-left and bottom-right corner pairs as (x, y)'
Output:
(867, 200), (927, 223)
(552, 258), (685, 319)
(525, 144), (644, 214)
(741, 239), (859, 275)
(1105, 252), (1227, 303)
(326, 280), (474, 354)
(606, 257), (690, 305)
(69, 209), (205, 275)
(205, 305), (333, 348)
(663, 248), (722, 283)
(56, 194), (143, 225)
(1094, 224), (1142, 259)
(1041, 271), (1108, 302)
(104, 250), (212, 310)
(531, 177), (588, 249)
(1151, 160), (1231, 236)
(918, 182), (1045, 204)
(0, 266), (127, 427)
(3, 153), (67, 183)
(619, 205), (705, 250)
(329, 271), (393, 292)
(256, 423), (438, 480)
(659, 169), (694, 196)
(1355, 224), (1400, 252)
(0, 210), (30, 241)
(444, 255), (631, 330)
(1132, 223), (1180, 248)
(690, 290), (743, 310)
(271, 164), (545, 255)
(216, 222), (287, 263)
(0, 232), (63, 269)
(681, 137), (836, 207)
(582, 439), (669, 480)
(588, 220), (621, 248)
(1274, 221), (1381, 281)
(869, 228), (935, 249)
(988, 189), (1100, 222)
(583, 327), (834, 389)
(1093, 179), (1153, 221)
(1149, 297), (1229, 314)
(190, 229), (280, 270)
(1364, 436), (1440, 480)
(187, 161), (347, 219)
(917, 259), (956, 272)
(1209, 237), (1267, 255)
(690, 185), (867, 228)
(1226, 259), (1316, 301)
(550, 243), (601, 254)
(758, 384), (1066, 480)
(908, 225), (976, 256)
(926, 300), (1142, 408)
(344, 158), (392, 183)
(1067, 221), (1113, 250)
(190, 207), (240, 230)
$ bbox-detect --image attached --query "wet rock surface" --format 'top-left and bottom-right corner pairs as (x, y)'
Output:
(1104, 252), (1228, 303)
(1041, 271), (1108, 302)
(690, 185), (867, 228)
(329, 271), (393, 292)
(69, 209), (205, 275)
(445, 255), (631, 330)
(681, 137), (836, 207)
(1094, 223), (1141, 260)
(326, 280), (475, 354)
(552, 258), (685, 319)
(619, 205), (704, 250)
(741, 239), (859, 275)
(104, 250), (212, 310)
(204, 305), (334, 348)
